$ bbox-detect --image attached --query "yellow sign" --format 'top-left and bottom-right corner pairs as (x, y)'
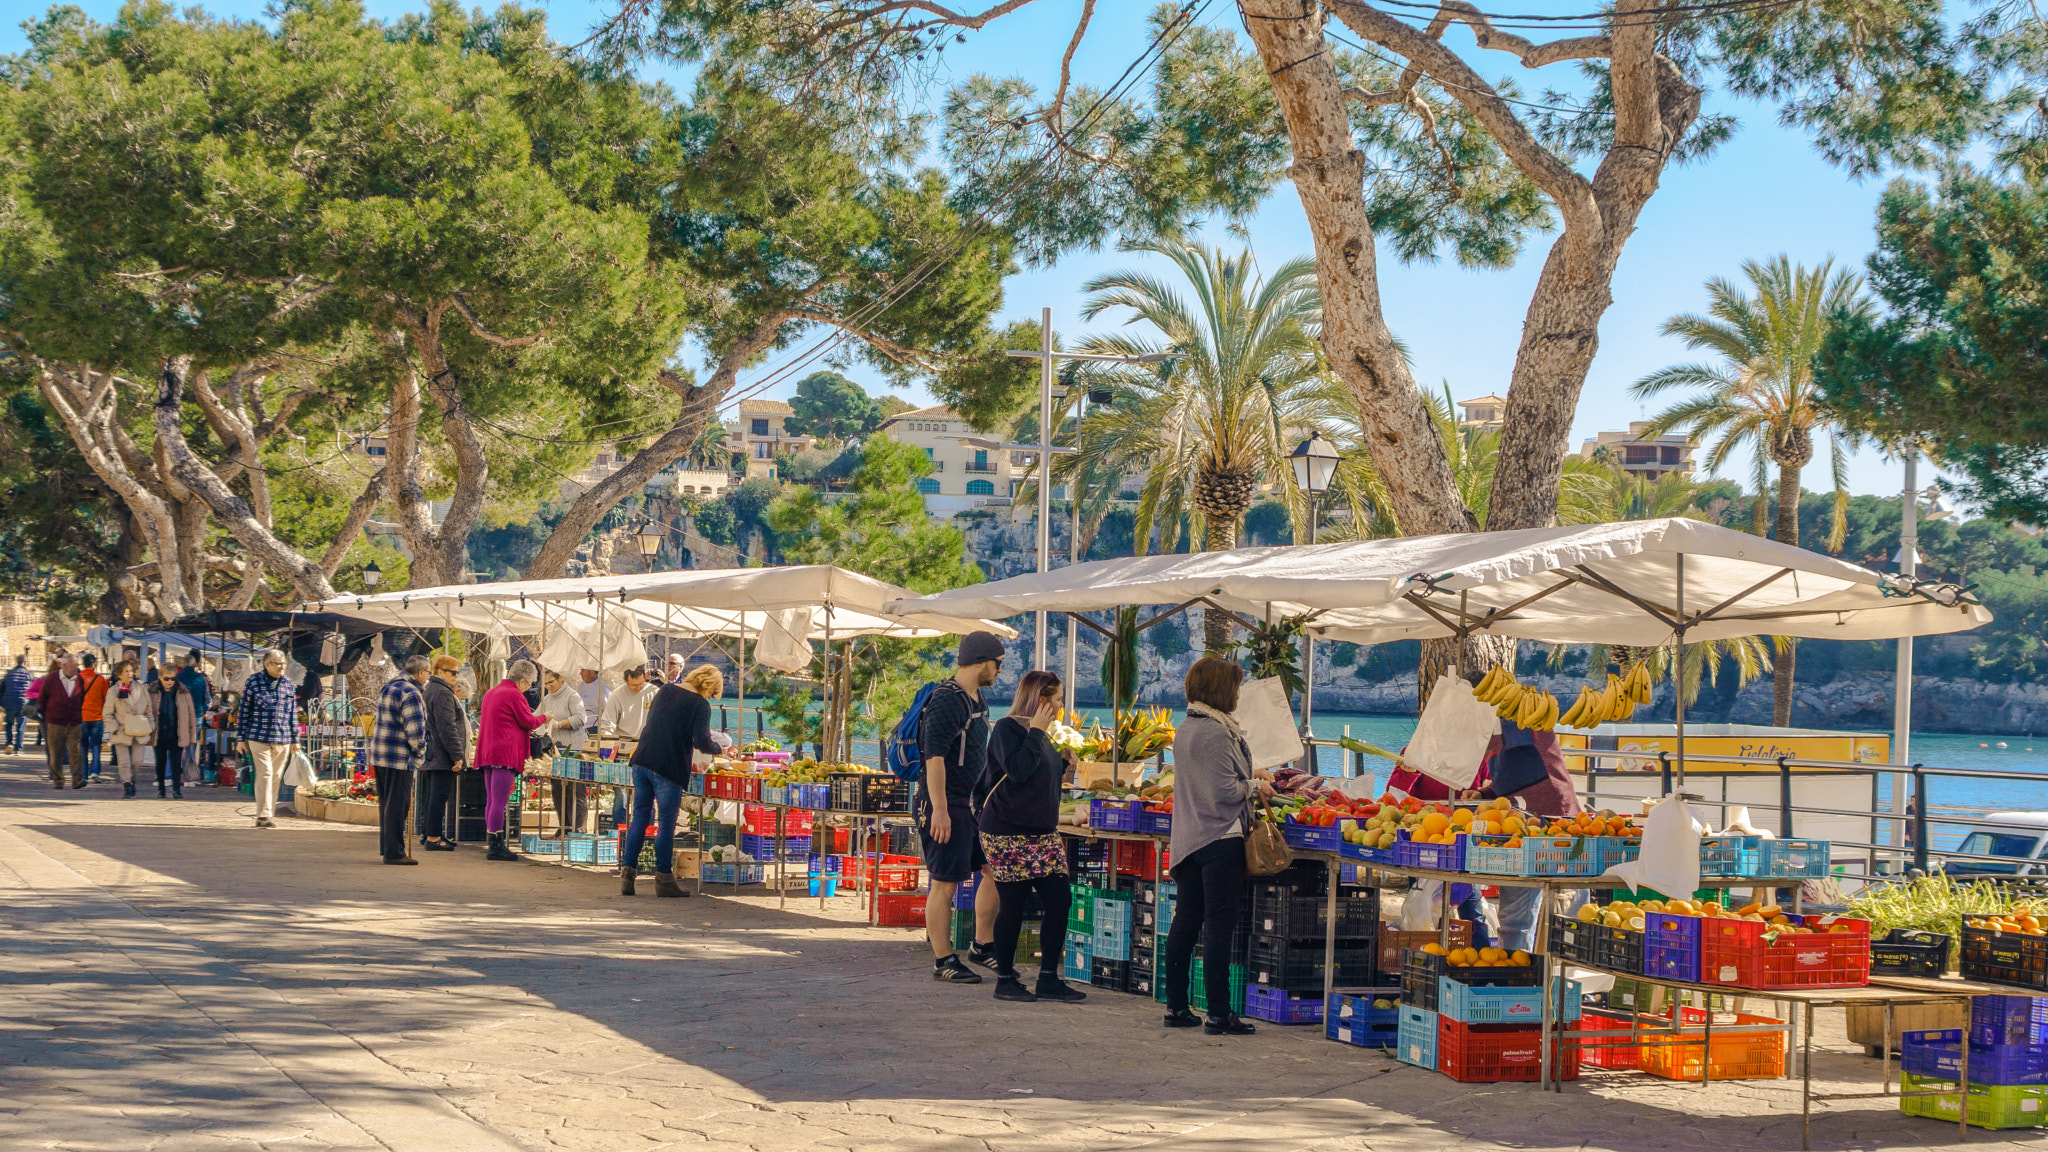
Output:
(1555, 729), (1888, 772)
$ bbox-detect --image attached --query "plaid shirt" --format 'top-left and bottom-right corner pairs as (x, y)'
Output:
(370, 675), (426, 771)
(235, 671), (299, 746)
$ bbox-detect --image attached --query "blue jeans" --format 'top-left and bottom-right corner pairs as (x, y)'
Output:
(621, 766), (683, 873)
(80, 720), (104, 776)
(1497, 886), (1592, 954)
(4, 707), (22, 749)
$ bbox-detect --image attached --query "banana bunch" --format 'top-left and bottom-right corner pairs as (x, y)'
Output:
(1473, 665), (1558, 730)
(1559, 662), (1656, 729)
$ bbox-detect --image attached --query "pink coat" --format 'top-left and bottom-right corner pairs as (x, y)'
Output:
(474, 679), (546, 768)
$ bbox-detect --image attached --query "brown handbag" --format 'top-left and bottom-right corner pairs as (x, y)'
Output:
(1244, 793), (1293, 875)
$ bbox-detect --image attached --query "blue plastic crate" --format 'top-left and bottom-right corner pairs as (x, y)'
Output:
(1436, 975), (1582, 1024)
(1758, 838), (1831, 878)
(1595, 836), (1639, 874)
(1339, 840), (1395, 866)
(1904, 1029), (2048, 1085)
(1282, 820), (1341, 852)
(1644, 912), (1703, 982)
(788, 782), (831, 809)
(1244, 985), (1324, 1024)
(1326, 993), (1402, 1046)
(565, 833), (599, 863)
(1063, 930), (1094, 982)
(1466, 834), (1604, 877)
(1089, 798), (1141, 832)
(1094, 897), (1133, 933)
(702, 863), (765, 885)
(1137, 809), (1173, 836)
(1699, 834), (1761, 878)
(521, 833), (565, 856)
(1976, 996), (2048, 1047)
(740, 833), (808, 860)
(686, 774), (705, 796)
(1393, 833), (1466, 873)
(1397, 1006), (1439, 1069)
(1093, 925), (1132, 961)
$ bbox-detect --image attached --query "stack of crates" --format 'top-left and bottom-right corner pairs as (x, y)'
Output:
(1243, 874), (1377, 1022)
(1090, 887), (1137, 990)
(1120, 876), (1160, 997)
(1901, 996), (2048, 1130)
(950, 874), (1047, 967)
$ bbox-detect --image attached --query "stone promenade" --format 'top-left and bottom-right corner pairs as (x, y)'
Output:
(0, 747), (2034, 1151)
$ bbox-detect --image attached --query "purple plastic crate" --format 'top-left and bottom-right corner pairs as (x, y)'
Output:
(739, 832), (807, 860)
(1089, 798), (1140, 832)
(1643, 912), (1702, 982)
(1282, 820), (1341, 852)
(1136, 808), (1173, 836)
(1903, 1028), (2048, 1086)
(1393, 832), (1466, 873)
(1244, 984), (1325, 1024)
(1974, 996), (2048, 1047)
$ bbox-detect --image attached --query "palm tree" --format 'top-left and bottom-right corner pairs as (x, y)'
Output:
(1065, 237), (1334, 651)
(1630, 255), (1872, 725)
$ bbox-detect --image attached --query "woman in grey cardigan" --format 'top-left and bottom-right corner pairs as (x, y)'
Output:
(1162, 657), (1268, 1036)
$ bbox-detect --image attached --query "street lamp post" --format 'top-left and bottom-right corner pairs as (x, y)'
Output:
(1890, 451), (1951, 860)
(1289, 431), (1341, 754)
(361, 560), (382, 589)
(633, 518), (667, 572)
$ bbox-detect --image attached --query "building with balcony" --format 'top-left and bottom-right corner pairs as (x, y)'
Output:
(877, 404), (1032, 516)
(729, 399), (817, 482)
(1459, 395), (1507, 430)
(1579, 422), (1696, 480)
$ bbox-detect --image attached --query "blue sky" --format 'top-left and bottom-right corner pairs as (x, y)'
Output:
(6, 0), (1932, 500)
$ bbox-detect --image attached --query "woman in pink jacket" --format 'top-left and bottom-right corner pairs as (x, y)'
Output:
(473, 659), (550, 861)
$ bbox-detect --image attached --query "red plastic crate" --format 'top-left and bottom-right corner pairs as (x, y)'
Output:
(843, 854), (923, 893)
(1576, 1009), (1642, 1070)
(874, 892), (927, 927)
(1436, 1017), (1580, 1082)
(1114, 840), (1170, 876)
(1699, 914), (1871, 990)
(702, 773), (741, 799)
(735, 775), (762, 802)
(741, 806), (814, 836)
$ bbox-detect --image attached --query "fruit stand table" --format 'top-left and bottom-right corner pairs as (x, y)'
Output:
(1537, 955), (1977, 1149)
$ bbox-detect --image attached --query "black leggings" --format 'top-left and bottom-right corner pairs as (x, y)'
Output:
(993, 874), (1072, 979)
(154, 738), (185, 787)
(419, 770), (457, 840)
(1164, 836), (1247, 1016)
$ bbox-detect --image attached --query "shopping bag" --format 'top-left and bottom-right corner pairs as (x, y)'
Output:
(1606, 794), (1702, 892)
(1244, 796), (1292, 875)
(1233, 676), (1304, 772)
(284, 749), (316, 789)
(1402, 673), (1495, 791)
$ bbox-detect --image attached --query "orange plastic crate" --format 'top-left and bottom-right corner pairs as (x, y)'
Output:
(1637, 1007), (1787, 1080)
(1699, 914), (1870, 990)
(1436, 1017), (1580, 1082)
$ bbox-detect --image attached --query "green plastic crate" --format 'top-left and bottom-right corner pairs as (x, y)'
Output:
(952, 908), (974, 951)
(1152, 958), (1246, 1014)
(1901, 1071), (2048, 1130)
(1610, 976), (1728, 1014)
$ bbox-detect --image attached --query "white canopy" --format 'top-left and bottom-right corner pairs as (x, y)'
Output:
(882, 518), (1990, 647)
(301, 565), (1014, 642)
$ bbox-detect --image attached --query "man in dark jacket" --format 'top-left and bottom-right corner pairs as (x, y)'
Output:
(622, 665), (724, 898)
(418, 655), (469, 852)
(917, 631), (1003, 984)
(3, 654), (33, 753)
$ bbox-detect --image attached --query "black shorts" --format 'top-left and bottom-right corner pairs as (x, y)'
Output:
(917, 800), (986, 883)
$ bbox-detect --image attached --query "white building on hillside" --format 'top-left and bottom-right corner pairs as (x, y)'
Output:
(730, 399), (816, 482)
(877, 404), (1040, 517)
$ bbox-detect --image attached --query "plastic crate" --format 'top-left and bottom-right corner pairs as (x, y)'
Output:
(1437, 1017), (1580, 1083)
(1900, 1070), (2047, 1130)
(739, 833), (809, 860)
(1595, 836), (1640, 874)
(1437, 975), (1582, 1025)
(1699, 914), (1871, 990)
(701, 773), (743, 799)
(1577, 1009), (1643, 1070)
(702, 862), (766, 885)
(1340, 840), (1395, 867)
(873, 891), (926, 927)
(1397, 1006), (1439, 1069)
(1125, 968), (1153, 997)
(1326, 993), (1401, 1046)
(950, 907), (974, 951)
(741, 805), (814, 836)
(1403, 947), (1541, 988)
(1165, 958), (1248, 1014)
(1974, 995), (2048, 1047)
(686, 774), (706, 796)
(1466, 834), (1603, 877)
(1871, 928), (1951, 978)
(1136, 808), (1173, 836)
(1962, 917), (2048, 991)
(1248, 936), (1372, 991)
(1093, 925), (1132, 962)
(1548, 914), (1599, 965)
(1250, 887), (1376, 940)
(1698, 833), (1762, 879)
(1757, 838), (1831, 878)
(1378, 923), (1472, 974)
(1638, 1007), (1787, 1080)
(828, 772), (910, 813)
(1244, 985), (1325, 1024)
(1089, 957), (1128, 990)
(1393, 832), (1465, 873)
(521, 833), (565, 856)
(1089, 798), (1141, 832)
(1903, 1028), (2048, 1085)
(565, 833), (600, 863)
(1281, 819), (1341, 852)
(1402, 970), (1439, 1012)
(787, 782), (831, 809)
(1588, 920), (1646, 974)
(843, 856), (922, 893)
(1644, 912), (1703, 983)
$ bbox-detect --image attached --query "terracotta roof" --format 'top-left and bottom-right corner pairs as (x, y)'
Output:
(737, 399), (795, 416)
(880, 404), (962, 426)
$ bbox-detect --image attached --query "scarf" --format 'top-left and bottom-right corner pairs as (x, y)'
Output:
(1187, 701), (1246, 747)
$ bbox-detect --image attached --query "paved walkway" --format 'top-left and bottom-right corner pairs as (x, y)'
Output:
(0, 747), (2035, 1151)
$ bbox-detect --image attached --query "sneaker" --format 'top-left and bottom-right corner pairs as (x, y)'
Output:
(993, 975), (1038, 1002)
(931, 955), (983, 984)
(966, 942), (1001, 972)
(1033, 974), (1088, 1003)
(255, 817), (274, 829)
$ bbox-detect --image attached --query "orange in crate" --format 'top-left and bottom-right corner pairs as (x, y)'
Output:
(1699, 914), (1870, 990)
(1377, 922), (1474, 974)
(1637, 1007), (1787, 1080)
(874, 891), (927, 928)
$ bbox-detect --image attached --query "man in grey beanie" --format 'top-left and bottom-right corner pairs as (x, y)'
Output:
(918, 630), (1005, 983)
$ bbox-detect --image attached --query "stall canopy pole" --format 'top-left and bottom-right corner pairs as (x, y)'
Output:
(1674, 553), (1687, 789)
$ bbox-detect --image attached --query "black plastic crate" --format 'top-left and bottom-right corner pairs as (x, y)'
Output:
(1090, 957), (1130, 991)
(1871, 928), (1950, 978)
(1250, 886), (1377, 940)
(1130, 945), (1156, 974)
(1248, 935), (1372, 991)
(1963, 917), (2048, 990)
(1548, 913), (1599, 965)
(1125, 967), (1154, 997)
(1402, 970), (1440, 1011)
(1588, 922), (1645, 974)
(828, 772), (910, 813)
(1403, 947), (1542, 988)
(1067, 838), (1112, 870)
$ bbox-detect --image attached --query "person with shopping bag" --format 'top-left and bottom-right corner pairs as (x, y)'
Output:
(236, 649), (301, 829)
(106, 660), (156, 798)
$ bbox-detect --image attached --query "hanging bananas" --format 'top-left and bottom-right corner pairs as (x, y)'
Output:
(1471, 665), (1557, 730)
(1558, 662), (1657, 729)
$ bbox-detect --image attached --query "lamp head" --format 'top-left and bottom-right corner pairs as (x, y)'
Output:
(1289, 430), (1341, 495)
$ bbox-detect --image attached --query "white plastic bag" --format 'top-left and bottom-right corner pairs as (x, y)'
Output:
(755, 608), (814, 673)
(1401, 879), (1445, 931)
(284, 749), (316, 789)
(1234, 676), (1305, 771)
(1402, 672), (1496, 791)
(1606, 793), (1703, 895)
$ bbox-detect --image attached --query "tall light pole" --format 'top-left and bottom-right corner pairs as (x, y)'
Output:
(1890, 450), (1951, 861)
(1289, 431), (1341, 750)
(1003, 317), (1173, 674)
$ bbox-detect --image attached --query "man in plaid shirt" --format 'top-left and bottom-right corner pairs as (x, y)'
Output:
(371, 656), (432, 865)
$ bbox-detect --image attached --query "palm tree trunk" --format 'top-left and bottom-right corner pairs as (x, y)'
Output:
(1203, 517), (1240, 653)
(1772, 462), (1801, 726)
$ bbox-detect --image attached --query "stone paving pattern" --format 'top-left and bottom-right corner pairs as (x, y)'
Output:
(0, 748), (2041, 1151)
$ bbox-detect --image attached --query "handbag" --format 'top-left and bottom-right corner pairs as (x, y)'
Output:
(1244, 794), (1293, 875)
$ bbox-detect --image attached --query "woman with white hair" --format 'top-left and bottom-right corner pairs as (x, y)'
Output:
(473, 658), (551, 861)
(235, 647), (300, 829)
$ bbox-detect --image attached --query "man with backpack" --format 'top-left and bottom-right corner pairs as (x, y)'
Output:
(904, 631), (1005, 983)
